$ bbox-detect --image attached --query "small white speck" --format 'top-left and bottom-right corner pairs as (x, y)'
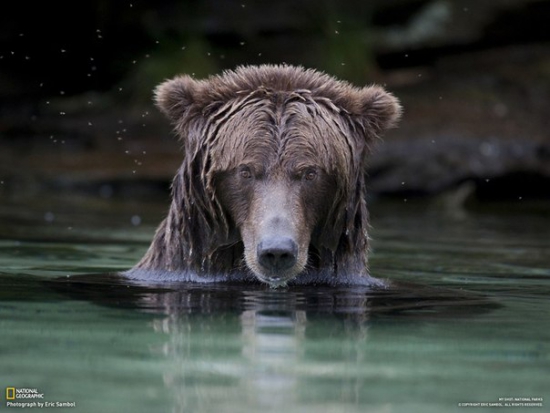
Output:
(44, 212), (55, 222)
(240, 42), (245, 46)
(518, 196), (522, 200)
(61, 49), (66, 53)
(401, 181), (405, 185)
(131, 215), (142, 226)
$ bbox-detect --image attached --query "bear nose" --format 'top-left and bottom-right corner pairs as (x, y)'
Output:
(257, 237), (298, 272)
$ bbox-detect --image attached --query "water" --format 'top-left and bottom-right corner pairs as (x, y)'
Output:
(0, 196), (548, 412)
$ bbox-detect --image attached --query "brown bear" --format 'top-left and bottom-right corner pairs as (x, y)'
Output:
(127, 65), (401, 287)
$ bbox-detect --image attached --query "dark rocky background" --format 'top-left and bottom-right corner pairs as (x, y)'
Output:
(1, 0), (549, 206)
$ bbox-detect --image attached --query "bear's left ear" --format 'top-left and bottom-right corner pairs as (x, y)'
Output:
(354, 85), (402, 138)
(154, 75), (201, 124)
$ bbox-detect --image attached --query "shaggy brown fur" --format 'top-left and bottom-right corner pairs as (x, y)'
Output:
(128, 65), (401, 286)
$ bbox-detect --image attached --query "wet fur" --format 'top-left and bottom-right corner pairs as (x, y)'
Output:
(128, 65), (401, 286)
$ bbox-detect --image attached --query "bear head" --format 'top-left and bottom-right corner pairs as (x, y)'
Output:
(132, 65), (401, 287)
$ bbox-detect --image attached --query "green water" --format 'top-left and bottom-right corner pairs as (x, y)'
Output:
(0, 197), (548, 413)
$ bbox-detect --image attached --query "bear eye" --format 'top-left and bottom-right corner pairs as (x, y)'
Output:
(303, 168), (317, 181)
(239, 166), (253, 179)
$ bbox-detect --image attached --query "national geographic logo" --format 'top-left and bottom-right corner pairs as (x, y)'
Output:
(5, 387), (44, 400)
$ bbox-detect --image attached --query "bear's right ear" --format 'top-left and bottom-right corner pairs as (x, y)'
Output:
(154, 76), (201, 123)
(355, 85), (402, 138)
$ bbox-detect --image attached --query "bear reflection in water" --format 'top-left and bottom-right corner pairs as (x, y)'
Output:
(126, 65), (402, 287)
(49, 273), (498, 411)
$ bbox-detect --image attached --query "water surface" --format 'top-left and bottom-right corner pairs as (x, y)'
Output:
(0, 197), (548, 412)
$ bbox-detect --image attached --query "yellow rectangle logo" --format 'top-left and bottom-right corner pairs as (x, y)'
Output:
(6, 387), (16, 400)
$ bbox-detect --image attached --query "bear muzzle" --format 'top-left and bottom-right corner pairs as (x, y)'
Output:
(257, 236), (298, 273)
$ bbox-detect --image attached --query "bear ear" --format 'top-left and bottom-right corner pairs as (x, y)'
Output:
(355, 85), (402, 137)
(154, 75), (201, 123)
